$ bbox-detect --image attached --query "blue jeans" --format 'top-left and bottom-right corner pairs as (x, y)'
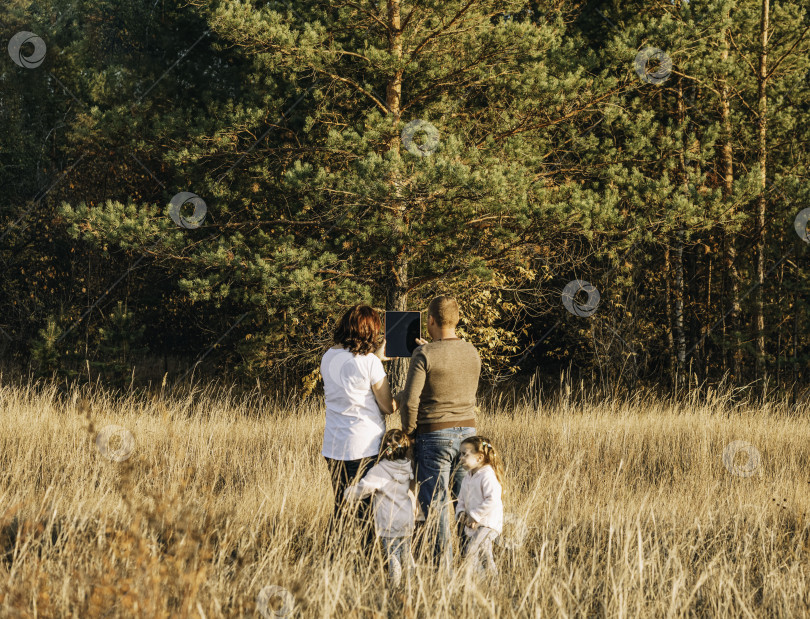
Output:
(413, 426), (476, 571)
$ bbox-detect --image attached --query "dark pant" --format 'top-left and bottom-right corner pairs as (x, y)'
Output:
(413, 426), (477, 572)
(324, 455), (377, 556)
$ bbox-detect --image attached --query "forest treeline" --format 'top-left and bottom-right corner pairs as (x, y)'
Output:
(1, 0), (809, 400)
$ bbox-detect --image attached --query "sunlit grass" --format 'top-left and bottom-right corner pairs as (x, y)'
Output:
(1, 376), (810, 617)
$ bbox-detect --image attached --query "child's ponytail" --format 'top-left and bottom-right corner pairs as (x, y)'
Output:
(378, 429), (411, 462)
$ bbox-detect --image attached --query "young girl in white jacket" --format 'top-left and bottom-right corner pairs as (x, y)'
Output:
(455, 435), (505, 583)
(344, 429), (420, 589)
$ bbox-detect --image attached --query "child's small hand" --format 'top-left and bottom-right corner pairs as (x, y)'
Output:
(460, 513), (478, 529)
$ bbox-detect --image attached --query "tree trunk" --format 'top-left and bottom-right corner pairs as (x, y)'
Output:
(720, 13), (741, 384)
(705, 249), (712, 380)
(793, 263), (799, 406)
(673, 83), (688, 390)
(664, 247), (676, 389)
(385, 0), (410, 393)
(777, 250), (784, 391)
(674, 229), (687, 388)
(386, 269), (409, 393)
(755, 0), (770, 399)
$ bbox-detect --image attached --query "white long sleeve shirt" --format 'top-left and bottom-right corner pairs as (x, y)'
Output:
(455, 464), (503, 536)
(343, 458), (421, 538)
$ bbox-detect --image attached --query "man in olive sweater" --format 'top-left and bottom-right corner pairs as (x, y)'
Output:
(395, 295), (481, 575)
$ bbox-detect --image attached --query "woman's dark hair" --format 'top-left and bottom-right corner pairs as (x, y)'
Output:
(333, 304), (382, 355)
(378, 429), (412, 462)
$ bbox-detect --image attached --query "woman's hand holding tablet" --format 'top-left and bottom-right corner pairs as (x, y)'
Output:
(374, 338), (393, 361)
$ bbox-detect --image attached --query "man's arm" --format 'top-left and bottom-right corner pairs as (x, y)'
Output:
(399, 349), (427, 435)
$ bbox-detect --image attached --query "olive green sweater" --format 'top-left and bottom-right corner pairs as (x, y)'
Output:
(397, 339), (481, 435)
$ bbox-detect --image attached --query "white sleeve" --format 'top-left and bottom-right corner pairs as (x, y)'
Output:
(343, 464), (390, 502)
(466, 470), (501, 523)
(368, 354), (386, 386)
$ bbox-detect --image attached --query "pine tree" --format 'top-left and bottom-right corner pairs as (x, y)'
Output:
(195, 0), (620, 387)
(90, 301), (148, 389)
(30, 316), (79, 379)
(57, 0), (612, 389)
(6, 0), (808, 396)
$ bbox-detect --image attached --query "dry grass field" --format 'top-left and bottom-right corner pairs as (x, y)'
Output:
(1, 377), (810, 618)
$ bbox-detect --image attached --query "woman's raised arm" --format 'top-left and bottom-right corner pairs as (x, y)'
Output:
(371, 377), (396, 416)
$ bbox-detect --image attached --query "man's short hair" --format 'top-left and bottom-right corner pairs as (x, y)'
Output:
(427, 296), (459, 328)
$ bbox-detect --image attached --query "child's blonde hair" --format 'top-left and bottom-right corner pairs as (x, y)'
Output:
(377, 429), (412, 463)
(460, 435), (506, 494)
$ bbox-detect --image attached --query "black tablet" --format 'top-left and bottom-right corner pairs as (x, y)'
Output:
(385, 311), (422, 358)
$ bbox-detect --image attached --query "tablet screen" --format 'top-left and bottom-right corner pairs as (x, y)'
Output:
(384, 311), (421, 358)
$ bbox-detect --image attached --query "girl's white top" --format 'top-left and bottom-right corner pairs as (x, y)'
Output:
(343, 458), (420, 538)
(321, 347), (387, 460)
(455, 464), (504, 536)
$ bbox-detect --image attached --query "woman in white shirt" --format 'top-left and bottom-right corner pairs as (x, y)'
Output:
(321, 304), (397, 553)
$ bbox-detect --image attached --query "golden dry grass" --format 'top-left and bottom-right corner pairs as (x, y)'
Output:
(1, 377), (810, 618)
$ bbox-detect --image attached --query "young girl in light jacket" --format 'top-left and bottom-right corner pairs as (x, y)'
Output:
(455, 435), (505, 583)
(344, 429), (420, 589)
